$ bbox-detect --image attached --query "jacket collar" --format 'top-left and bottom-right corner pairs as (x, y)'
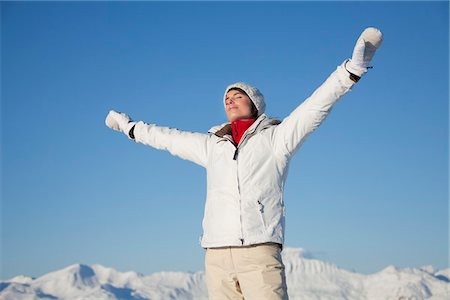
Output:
(208, 114), (281, 138)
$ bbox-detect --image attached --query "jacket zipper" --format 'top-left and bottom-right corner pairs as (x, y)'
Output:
(233, 148), (239, 160)
(227, 116), (268, 245)
(234, 143), (244, 245)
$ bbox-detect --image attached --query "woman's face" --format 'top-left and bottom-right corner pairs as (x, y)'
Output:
(225, 89), (254, 122)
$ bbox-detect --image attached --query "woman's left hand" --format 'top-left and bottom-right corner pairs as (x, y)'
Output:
(346, 27), (383, 77)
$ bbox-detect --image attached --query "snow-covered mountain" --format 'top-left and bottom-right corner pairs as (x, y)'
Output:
(1, 247), (448, 300)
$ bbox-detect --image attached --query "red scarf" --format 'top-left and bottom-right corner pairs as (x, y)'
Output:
(231, 119), (256, 145)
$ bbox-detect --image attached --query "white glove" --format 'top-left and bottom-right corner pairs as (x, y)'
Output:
(346, 27), (383, 77)
(105, 110), (136, 138)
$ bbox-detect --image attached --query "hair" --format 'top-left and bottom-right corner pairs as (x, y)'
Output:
(227, 87), (258, 118)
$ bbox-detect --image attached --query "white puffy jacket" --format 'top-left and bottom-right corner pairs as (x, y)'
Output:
(131, 59), (356, 248)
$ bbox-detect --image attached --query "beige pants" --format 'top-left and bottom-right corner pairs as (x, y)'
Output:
(205, 242), (288, 300)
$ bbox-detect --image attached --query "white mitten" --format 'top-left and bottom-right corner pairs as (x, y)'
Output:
(346, 27), (383, 77)
(105, 110), (136, 138)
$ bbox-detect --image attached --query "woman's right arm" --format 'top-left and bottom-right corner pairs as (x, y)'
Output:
(105, 110), (211, 168)
(132, 121), (210, 168)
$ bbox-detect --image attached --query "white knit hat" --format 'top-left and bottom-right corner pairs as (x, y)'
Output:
(223, 82), (266, 116)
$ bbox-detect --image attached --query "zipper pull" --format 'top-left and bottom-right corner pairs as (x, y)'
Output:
(233, 148), (239, 160)
(258, 200), (264, 212)
(240, 238), (244, 245)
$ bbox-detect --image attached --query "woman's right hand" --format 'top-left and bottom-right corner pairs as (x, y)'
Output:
(105, 110), (135, 136)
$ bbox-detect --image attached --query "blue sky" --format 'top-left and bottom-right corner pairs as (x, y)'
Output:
(1, 1), (448, 279)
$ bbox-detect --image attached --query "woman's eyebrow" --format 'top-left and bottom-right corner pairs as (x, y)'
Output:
(225, 91), (241, 100)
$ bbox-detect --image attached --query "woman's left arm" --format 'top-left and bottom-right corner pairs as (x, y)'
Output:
(272, 60), (356, 156)
(272, 27), (383, 157)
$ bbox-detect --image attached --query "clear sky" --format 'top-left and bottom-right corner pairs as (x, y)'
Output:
(1, 1), (448, 279)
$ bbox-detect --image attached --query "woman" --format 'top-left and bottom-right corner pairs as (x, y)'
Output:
(106, 27), (383, 300)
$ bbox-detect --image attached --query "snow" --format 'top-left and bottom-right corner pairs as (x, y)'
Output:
(0, 247), (448, 300)
(1, 276), (34, 284)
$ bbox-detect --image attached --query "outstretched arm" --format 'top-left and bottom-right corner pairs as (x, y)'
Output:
(272, 27), (383, 156)
(105, 110), (210, 167)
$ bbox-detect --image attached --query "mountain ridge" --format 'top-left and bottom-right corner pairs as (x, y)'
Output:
(1, 247), (448, 300)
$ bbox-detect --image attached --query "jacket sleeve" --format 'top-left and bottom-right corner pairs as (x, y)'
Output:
(272, 59), (356, 156)
(132, 121), (211, 168)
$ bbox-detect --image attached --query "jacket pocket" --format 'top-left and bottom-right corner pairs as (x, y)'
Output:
(257, 200), (267, 229)
(256, 196), (285, 235)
